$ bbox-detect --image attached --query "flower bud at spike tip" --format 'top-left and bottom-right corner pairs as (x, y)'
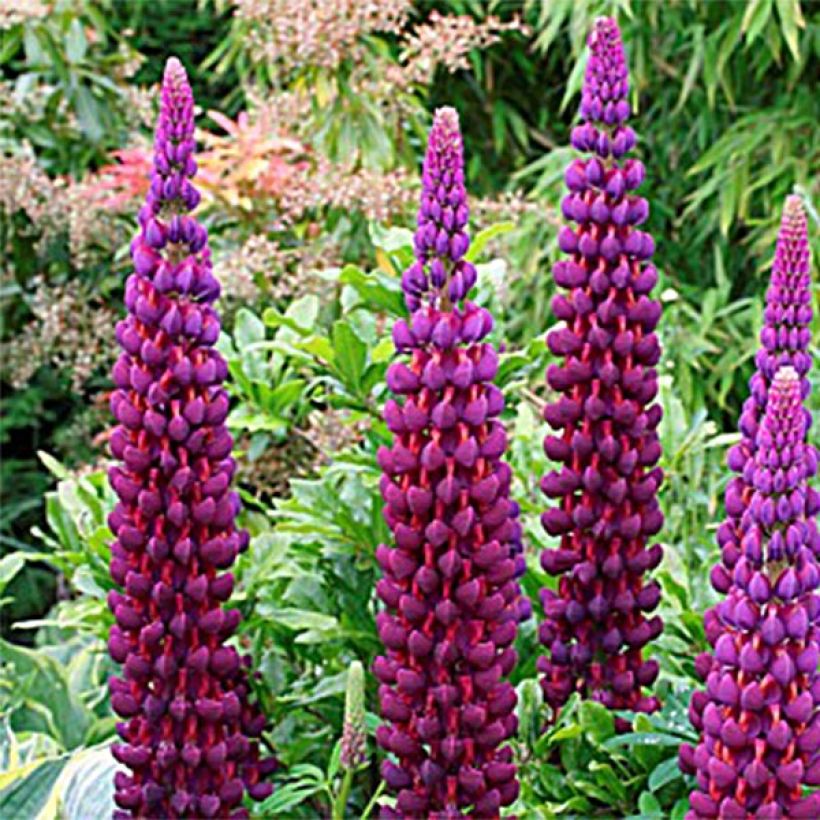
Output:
(340, 661), (367, 770)
(377, 107), (523, 817)
(107, 57), (275, 817)
(539, 17), (664, 725)
(684, 361), (820, 817)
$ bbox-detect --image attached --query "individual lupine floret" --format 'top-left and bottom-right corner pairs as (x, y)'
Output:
(680, 366), (820, 819)
(537, 16), (664, 725)
(374, 107), (522, 818)
(711, 196), (817, 603)
(106, 57), (275, 819)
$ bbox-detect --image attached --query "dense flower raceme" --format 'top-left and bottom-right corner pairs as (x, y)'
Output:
(106, 58), (275, 818)
(709, 195), (815, 598)
(374, 107), (523, 818)
(680, 366), (820, 819)
(537, 16), (664, 726)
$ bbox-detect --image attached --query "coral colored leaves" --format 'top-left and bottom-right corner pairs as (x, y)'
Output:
(106, 57), (275, 818)
(374, 108), (523, 818)
(681, 366), (820, 819)
(537, 17), (664, 725)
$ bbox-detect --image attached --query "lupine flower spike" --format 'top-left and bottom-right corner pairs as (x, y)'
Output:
(710, 195), (816, 603)
(106, 57), (276, 818)
(538, 17), (664, 727)
(680, 366), (820, 819)
(374, 107), (523, 818)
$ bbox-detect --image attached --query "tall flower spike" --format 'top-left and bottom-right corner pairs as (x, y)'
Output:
(680, 366), (820, 819)
(375, 107), (524, 818)
(107, 57), (275, 819)
(537, 17), (664, 727)
(711, 195), (816, 604)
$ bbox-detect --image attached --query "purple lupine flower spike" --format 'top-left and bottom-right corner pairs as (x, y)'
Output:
(375, 107), (523, 818)
(538, 16), (664, 727)
(713, 195), (816, 602)
(681, 366), (820, 818)
(107, 57), (276, 819)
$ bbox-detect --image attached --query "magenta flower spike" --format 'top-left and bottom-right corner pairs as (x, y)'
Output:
(537, 17), (664, 726)
(106, 57), (276, 818)
(711, 196), (815, 601)
(680, 366), (820, 819)
(374, 107), (523, 818)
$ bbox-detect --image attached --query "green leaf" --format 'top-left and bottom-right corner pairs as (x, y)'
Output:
(257, 781), (325, 815)
(559, 46), (588, 113)
(235, 308), (266, 347)
(0, 640), (92, 750)
(464, 221), (515, 262)
(743, 0), (773, 44)
(64, 19), (87, 63)
(257, 606), (339, 634)
(331, 321), (367, 393)
(775, 0), (804, 60)
(37, 451), (69, 480)
(338, 265), (404, 316)
(648, 756), (683, 792)
(579, 700), (615, 743)
(0, 555), (24, 596)
(369, 223), (413, 253)
(72, 85), (104, 143)
(285, 294), (320, 330)
(638, 790), (663, 817)
(298, 336), (336, 363)
(0, 757), (68, 818)
(58, 746), (116, 820)
(603, 731), (688, 750)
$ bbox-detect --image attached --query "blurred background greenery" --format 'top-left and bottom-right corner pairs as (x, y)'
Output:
(0, 0), (818, 816)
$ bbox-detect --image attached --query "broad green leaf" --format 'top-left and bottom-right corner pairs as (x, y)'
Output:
(0, 757), (68, 819)
(638, 790), (663, 817)
(64, 19), (87, 63)
(579, 700), (615, 743)
(0, 640), (91, 750)
(284, 294), (320, 330)
(234, 308), (266, 347)
(57, 746), (116, 820)
(331, 321), (367, 392)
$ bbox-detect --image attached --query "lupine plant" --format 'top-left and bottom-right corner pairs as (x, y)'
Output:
(373, 107), (523, 818)
(680, 196), (819, 818)
(537, 16), (664, 726)
(680, 366), (820, 818)
(105, 57), (275, 818)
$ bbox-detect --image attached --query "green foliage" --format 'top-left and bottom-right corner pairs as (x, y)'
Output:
(0, 0), (140, 175)
(513, 688), (696, 818)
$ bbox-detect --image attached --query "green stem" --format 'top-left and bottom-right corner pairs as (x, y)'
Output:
(332, 768), (354, 820)
(360, 779), (386, 820)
